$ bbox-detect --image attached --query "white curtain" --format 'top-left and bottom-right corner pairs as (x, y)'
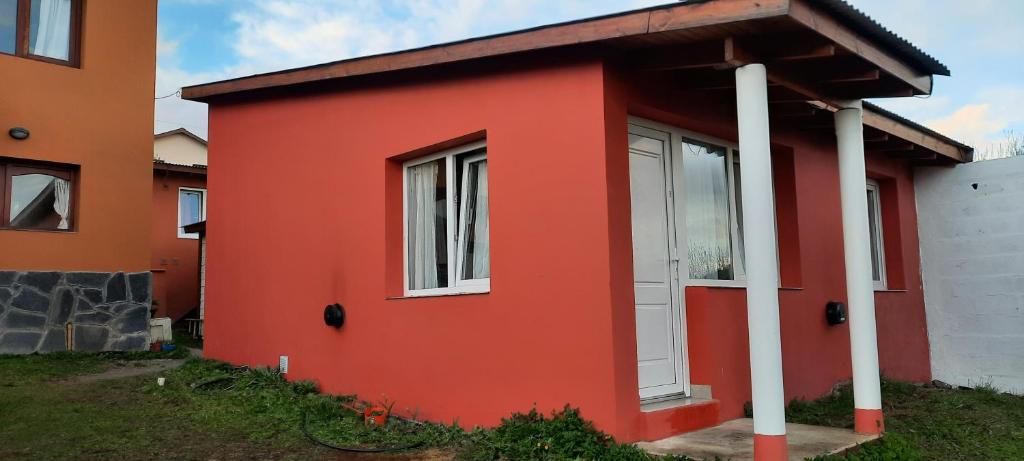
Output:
(470, 161), (490, 278)
(53, 177), (70, 229)
(408, 161), (439, 289)
(30, 0), (71, 60)
(683, 140), (733, 280)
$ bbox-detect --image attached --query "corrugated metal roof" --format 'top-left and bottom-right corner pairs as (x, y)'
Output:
(810, 0), (949, 76)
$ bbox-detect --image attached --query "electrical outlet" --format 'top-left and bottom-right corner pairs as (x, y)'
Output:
(279, 355), (289, 374)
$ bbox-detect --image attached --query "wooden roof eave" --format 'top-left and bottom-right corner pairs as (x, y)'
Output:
(182, 0), (941, 104)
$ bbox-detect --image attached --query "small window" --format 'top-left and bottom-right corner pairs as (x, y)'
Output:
(178, 187), (206, 239)
(1, 161), (76, 231)
(404, 141), (489, 296)
(866, 179), (886, 290)
(681, 137), (745, 281)
(0, 0), (81, 66)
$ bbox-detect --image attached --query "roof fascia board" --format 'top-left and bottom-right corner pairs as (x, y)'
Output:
(862, 109), (968, 162)
(182, 0), (790, 101)
(787, 0), (933, 95)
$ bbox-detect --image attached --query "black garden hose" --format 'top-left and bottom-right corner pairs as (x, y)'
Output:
(188, 369), (421, 453)
(300, 411), (424, 453)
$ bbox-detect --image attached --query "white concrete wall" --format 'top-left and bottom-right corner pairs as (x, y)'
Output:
(154, 133), (207, 166)
(916, 156), (1024, 394)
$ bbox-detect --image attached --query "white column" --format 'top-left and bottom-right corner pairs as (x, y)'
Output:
(735, 63), (788, 460)
(834, 100), (884, 434)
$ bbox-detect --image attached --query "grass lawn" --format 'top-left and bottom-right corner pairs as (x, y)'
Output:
(790, 379), (1024, 460)
(2, 352), (1021, 461)
(0, 353), (691, 461)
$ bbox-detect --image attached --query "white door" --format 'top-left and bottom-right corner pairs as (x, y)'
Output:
(628, 124), (689, 400)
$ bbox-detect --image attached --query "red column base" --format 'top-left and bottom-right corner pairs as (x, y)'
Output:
(753, 434), (788, 461)
(854, 408), (885, 434)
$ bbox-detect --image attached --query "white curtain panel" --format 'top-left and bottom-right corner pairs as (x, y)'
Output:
(31, 0), (71, 60)
(408, 161), (439, 289)
(471, 161), (490, 278)
(683, 141), (733, 279)
(53, 177), (70, 230)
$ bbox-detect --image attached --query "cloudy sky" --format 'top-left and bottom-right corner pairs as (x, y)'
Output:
(156, 0), (1024, 158)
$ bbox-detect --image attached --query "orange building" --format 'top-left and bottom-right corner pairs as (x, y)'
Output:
(151, 128), (207, 322)
(0, 0), (157, 353)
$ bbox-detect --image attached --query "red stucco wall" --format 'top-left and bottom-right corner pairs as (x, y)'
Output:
(203, 58), (932, 442)
(205, 59), (633, 435)
(604, 67), (931, 424)
(151, 170), (205, 321)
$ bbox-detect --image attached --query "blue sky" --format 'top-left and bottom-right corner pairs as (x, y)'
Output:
(156, 0), (1024, 158)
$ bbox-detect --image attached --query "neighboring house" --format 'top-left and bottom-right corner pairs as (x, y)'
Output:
(182, 220), (206, 338)
(182, 1), (971, 458)
(0, 1), (157, 353)
(151, 128), (207, 322)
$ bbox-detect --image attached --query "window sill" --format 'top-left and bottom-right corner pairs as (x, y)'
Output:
(0, 50), (79, 68)
(178, 234), (200, 240)
(685, 284), (804, 291)
(687, 280), (746, 289)
(0, 227), (76, 234)
(388, 288), (490, 300)
(874, 288), (908, 293)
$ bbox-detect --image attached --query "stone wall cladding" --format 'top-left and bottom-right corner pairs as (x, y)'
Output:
(0, 271), (151, 354)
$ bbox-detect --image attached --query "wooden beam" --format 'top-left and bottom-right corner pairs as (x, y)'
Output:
(862, 109), (967, 162)
(787, 0), (934, 95)
(864, 133), (889, 143)
(772, 105), (818, 117)
(869, 143), (915, 153)
(632, 40), (732, 72)
(739, 35), (837, 61)
(184, 0), (792, 101)
(827, 69), (880, 83)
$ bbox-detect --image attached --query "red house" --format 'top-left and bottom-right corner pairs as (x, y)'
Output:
(150, 129), (207, 322)
(182, 1), (971, 459)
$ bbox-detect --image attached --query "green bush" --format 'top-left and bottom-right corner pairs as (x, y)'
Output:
(458, 406), (694, 461)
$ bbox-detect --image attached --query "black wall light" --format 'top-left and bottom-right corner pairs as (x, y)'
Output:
(825, 301), (847, 326)
(324, 303), (346, 328)
(9, 127), (30, 140)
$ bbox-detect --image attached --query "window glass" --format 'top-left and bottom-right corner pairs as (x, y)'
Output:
(732, 153), (744, 270)
(866, 185), (884, 283)
(28, 0), (72, 61)
(407, 158), (448, 290)
(179, 190), (204, 230)
(457, 157), (489, 281)
(682, 138), (735, 280)
(405, 144), (489, 294)
(0, 0), (16, 55)
(9, 173), (72, 230)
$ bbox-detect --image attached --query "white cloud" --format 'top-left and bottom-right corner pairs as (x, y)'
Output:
(155, 0), (667, 138)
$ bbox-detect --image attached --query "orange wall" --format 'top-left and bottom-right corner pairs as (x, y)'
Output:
(151, 170), (205, 320)
(203, 57), (932, 442)
(0, 1), (156, 272)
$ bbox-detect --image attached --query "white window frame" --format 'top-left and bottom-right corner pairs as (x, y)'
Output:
(866, 179), (887, 290)
(177, 187), (206, 239)
(455, 152), (490, 289)
(402, 140), (490, 297)
(628, 116), (782, 289)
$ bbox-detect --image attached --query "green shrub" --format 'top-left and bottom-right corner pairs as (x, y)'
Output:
(457, 406), (694, 461)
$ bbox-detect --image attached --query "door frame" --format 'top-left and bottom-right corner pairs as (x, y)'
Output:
(628, 119), (691, 400)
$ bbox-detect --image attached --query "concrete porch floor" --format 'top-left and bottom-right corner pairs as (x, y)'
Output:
(636, 418), (879, 461)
